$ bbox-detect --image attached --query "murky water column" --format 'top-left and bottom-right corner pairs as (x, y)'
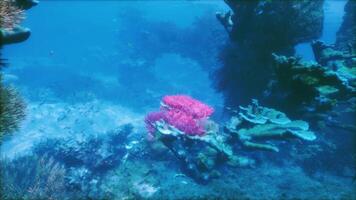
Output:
(295, 0), (347, 60)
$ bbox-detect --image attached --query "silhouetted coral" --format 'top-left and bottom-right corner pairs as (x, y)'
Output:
(215, 0), (324, 107)
(336, 0), (356, 53)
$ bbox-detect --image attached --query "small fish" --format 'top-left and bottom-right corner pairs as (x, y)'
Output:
(181, 181), (188, 185)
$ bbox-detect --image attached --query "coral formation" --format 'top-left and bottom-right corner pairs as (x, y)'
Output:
(146, 96), (315, 182)
(32, 124), (133, 198)
(0, 74), (26, 140)
(145, 95), (214, 137)
(0, 155), (66, 200)
(0, 0), (37, 45)
(336, 0), (356, 53)
(215, 0), (324, 106)
(226, 99), (316, 152)
(0, 0), (24, 30)
(271, 46), (355, 112)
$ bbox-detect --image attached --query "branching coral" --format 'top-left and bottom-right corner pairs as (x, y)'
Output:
(0, 155), (66, 200)
(0, 0), (24, 30)
(32, 124), (133, 198)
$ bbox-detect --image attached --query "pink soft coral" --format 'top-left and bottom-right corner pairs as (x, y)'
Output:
(145, 95), (214, 138)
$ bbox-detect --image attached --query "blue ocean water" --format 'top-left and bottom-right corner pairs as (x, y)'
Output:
(0, 1), (355, 199)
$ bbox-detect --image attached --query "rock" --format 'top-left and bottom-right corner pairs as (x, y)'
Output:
(0, 26), (31, 44)
(15, 0), (39, 10)
(271, 53), (356, 112)
(215, 0), (324, 107)
(336, 0), (356, 53)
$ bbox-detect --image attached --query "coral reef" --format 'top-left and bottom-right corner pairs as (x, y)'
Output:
(33, 124), (133, 198)
(225, 99), (316, 152)
(215, 0), (324, 106)
(0, 0), (37, 45)
(146, 95), (250, 182)
(0, 0), (34, 140)
(0, 155), (66, 200)
(271, 45), (355, 112)
(0, 74), (26, 140)
(146, 96), (315, 183)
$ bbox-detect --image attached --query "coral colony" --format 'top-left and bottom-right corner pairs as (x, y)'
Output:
(145, 95), (214, 138)
(145, 95), (317, 182)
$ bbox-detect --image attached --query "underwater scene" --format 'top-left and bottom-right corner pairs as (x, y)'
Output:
(0, 0), (355, 199)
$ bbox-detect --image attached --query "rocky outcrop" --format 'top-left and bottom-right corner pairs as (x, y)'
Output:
(271, 42), (356, 113)
(0, 0), (37, 45)
(215, 0), (324, 107)
(336, 0), (356, 53)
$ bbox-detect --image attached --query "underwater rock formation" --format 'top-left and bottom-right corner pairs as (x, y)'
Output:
(0, 0), (33, 139)
(215, 0), (324, 107)
(0, 0), (37, 45)
(225, 99), (316, 152)
(220, 0), (324, 47)
(15, 0), (38, 10)
(336, 0), (356, 53)
(146, 96), (315, 183)
(312, 40), (356, 68)
(271, 51), (355, 112)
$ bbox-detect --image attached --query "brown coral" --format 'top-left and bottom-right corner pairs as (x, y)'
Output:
(0, 0), (25, 30)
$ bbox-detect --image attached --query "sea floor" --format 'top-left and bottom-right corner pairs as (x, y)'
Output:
(1, 94), (355, 199)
